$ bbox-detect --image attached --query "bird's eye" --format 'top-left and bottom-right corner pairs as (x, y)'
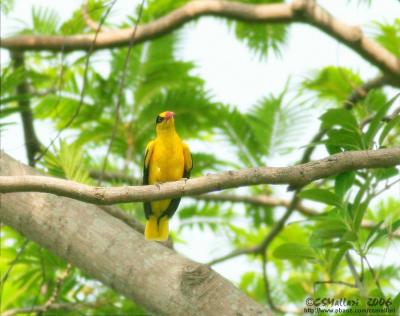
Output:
(156, 116), (164, 124)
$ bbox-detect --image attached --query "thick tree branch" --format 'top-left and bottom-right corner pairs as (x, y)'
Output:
(1, 0), (399, 82)
(0, 152), (270, 316)
(1, 148), (399, 204)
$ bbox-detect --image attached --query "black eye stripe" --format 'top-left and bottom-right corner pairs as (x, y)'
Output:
(156, 116), (164, 124)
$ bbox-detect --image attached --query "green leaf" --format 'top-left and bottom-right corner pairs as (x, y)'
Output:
(374, 167), (398, 181)
(364, 93), (400, 147)
(273, 243), (316, 260)
(43, 140), (91, 183)
(329, 244), (351, 277)
(303, 66), (362, 103)
(219, 107), (263, 166)
(60, 0), (106, 35)
(142, 0), (189, 21)
(299, 189), (342, 207)
(363, 89), (388, 112)
(234, 22), (287, 59)
(393, 291), (400, 312)
(379, 115), (400, 145)
(335, 172), (355, 198)
(247, 95), (281, 156)
(364, 220), (385, 251)
(31, 6), (60, 35)
(365, 220), (400, 251)
(247, 83), (313, 156)
(325, 128), (363, 150)
(309, 209), (350, 248)
(374, 19), (400, 57)
(353, 197), (371, 233)
(320, 108), (359, 132)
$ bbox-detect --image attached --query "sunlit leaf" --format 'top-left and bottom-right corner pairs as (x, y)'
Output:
(273, 243), (317, 260)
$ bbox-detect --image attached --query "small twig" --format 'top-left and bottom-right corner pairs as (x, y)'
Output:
(360, 104), (400, 128)
(34, 0), (118, 163)
(374, 177), (400, 196)
(261, 253), (285, 314)
(2, 301), (107, 316)
(363, 255), (383, 294)
(42, 264), (73, 312)
(197, 193), (317, 216)
(82, 2), (111, 32)
(345, 252), (367, 296)
(344, 75), (392, 109)
(313, 280), (357, 295)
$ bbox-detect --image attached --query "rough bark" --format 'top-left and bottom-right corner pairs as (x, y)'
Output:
(1, 148), (399, 205)
(1, 0), (399, 82)
(0, 152), (270, 316)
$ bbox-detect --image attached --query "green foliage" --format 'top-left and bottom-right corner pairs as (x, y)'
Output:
(363, 93), (399, 148)
(303, 66), (362, 104)
(273, 243), (317, 260)
(0, 0), (15, 14)
(239, 271), (268, 303)
(299, 189), (343, 208)
(43, 140), (91, 183)
(60, 0), (112, 35)
(142, 0), (189, 22)
(1, 0), (400, 314)
(0, 66), (25, 122)
(18, 6), (61, 35)
(234, 22), (287, 59)
(374, 19), (400, 57)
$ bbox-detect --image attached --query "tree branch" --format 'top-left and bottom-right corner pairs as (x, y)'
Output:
(197, 192), (317, 216)
(0, 152), (270, 316)
(344, 74), (394, 109)
(82, 2), (105, 32)
(2, 301), (107, 316)
(10, 52), (42, 166)
(1, 148), (399, 204)
(1, 0), (399, 82)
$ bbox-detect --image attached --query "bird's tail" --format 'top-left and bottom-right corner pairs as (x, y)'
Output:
(145, 216), (169, 241)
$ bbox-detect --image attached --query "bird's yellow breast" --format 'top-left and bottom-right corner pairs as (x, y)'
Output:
(148, 133), (185, 184)
(148, 133), (184, 216)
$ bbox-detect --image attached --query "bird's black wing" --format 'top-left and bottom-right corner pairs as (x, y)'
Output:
(163, 153), (193, 219)
(143, 145), (153, 220)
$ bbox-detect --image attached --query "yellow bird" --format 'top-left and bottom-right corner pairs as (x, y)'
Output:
(143, 111), (193, 241)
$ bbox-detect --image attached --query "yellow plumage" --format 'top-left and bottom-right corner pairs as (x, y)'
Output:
(143, 111), (192, 241)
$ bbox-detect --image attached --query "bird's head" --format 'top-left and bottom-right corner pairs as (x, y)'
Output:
(155, 111), (176, 134)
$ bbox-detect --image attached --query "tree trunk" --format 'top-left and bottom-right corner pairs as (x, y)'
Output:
(0, 152), (270, 316)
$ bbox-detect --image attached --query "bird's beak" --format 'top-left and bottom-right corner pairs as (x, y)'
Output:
(165, 111), (175, 121)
